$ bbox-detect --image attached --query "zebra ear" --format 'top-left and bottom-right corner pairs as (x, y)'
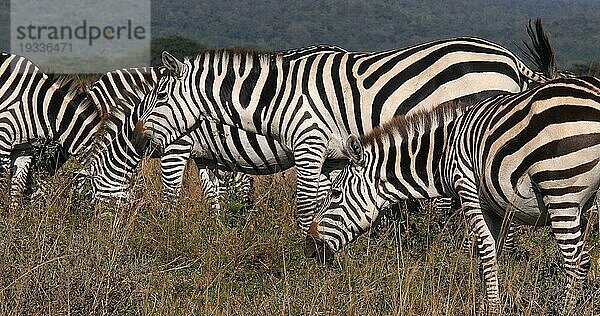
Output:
(162, 51), (186, 78)
(345, 135), (364, 167)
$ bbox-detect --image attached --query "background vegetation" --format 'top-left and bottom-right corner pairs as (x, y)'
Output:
(1, 0), (599, 72)
(1, 155), (599, 315)
(150, 0), (600, 68)
(0, 1), (599, 314)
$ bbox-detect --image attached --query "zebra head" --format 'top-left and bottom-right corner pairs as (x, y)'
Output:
(133, 51), (205, 154)
(306, 104), (464, 261)
(87, 92), (146, 200)
(307, 135), (391, 262)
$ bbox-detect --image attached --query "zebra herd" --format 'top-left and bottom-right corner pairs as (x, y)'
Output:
(1, 19), (598, 313)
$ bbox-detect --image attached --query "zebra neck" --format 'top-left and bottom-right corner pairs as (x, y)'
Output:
(369, 114), (457, 201)
(372, 140), (444, 201)
(192, 50), (285, 136)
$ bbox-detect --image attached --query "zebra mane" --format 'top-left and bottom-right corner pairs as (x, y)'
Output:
(188, 47), (283, 65)
(48, 73), (110, 123)
(55, 76), (87, 99)
(50, 75), (113, 149)
(100, 85), (147, 138)
(360, 100), (470, 146)
(112, 82), (148, 115)
(93, 83), (150, 152)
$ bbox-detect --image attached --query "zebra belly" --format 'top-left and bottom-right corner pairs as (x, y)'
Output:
(190, 122), (294, 175)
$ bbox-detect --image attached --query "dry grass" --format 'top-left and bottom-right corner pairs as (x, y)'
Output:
(0, 159), (599, 315)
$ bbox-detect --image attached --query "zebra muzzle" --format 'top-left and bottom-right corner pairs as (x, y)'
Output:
(132, 119), (149, 155)
(304, 222), (335, 263)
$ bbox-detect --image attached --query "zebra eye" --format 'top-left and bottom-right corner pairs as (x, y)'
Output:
(157, 92), (168, 99)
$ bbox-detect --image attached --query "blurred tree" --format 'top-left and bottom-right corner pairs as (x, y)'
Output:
(150, 0), (599, 68)
(569, 61), (600, 77)
(0, 0), (9, 52)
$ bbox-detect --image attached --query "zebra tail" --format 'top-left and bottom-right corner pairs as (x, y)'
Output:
(514, 18), (558, 82)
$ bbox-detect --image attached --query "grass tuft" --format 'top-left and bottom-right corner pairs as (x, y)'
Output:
(0, 159), (598, 315)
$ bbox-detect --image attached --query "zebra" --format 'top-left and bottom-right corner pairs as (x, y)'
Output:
(89, 86), (294, 208)
(308, 76), (600, 313)
(88, 66), (264, 207)
(132, 24), (557, 239)
(87, 45), (347, 206)
(0, 52), (105, 203)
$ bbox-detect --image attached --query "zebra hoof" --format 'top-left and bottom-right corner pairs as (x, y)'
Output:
(304, 237), (335, 264)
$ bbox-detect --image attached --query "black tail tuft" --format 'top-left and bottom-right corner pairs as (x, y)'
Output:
(515, 18), (558, 80)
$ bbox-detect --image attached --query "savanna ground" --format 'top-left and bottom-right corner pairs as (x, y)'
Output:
(1, 158), (599, 315)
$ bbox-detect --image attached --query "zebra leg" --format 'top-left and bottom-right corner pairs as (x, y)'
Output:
(199, 168), (221, 211)
(456, 178), (501, 314)
(432, 197), (453, 213)
(502, 224), (517, 254)
(547, 203), (589, 312)
(10, 154), (33, 203)
(235, 173), (255, 211)
(0, 155), (10, 192)
(160, 146), (192, 200)
(436, 196), (511, 257)
(294, 143), (328, 235)
(315, 173), (333, 208)
(462, 223), (518, 256)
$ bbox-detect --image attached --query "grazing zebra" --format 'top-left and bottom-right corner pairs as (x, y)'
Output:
(308, 76), (600, 312)
(90, 86), (294, 207)
(88, 66), (261, 205)
(132, 28), (557, 238)
(0, 52), (105, 202)
(88, 45), (347, 206)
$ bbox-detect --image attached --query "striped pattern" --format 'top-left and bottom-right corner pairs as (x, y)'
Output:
(0, 52), (103, 201)
(442, 76), (600, 312)
(87, 67), (158, 199)
(310, 76), (600, 312)
(134, 36), (553, 236)
(88, 75), (293, 208)
(88, 45), (348, 204)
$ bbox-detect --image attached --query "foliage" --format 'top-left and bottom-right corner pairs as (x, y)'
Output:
(151, 0), (600, 68)
(1, 159), (599, 315)
(2, 1), (598, 70)
(570, 61), (600, 77)
(0, 0), (8, 52)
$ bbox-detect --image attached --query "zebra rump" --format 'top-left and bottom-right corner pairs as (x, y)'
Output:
(0, 52), (106, 202)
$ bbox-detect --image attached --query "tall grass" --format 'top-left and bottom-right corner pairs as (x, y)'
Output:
(0, 159), (599, 315)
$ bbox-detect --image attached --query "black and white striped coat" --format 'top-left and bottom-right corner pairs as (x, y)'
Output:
(310, 76), (600, 312)
(134, 36), (554, 236)
(0, 52), (103, 202)
(88, 67), (293, 207)
(88, 45), (347, 206)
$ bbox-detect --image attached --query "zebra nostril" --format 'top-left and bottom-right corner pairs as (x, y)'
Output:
(304, 236), (319, 258)
(134, 119), (145, 136)
(304, 236), (335, 263)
